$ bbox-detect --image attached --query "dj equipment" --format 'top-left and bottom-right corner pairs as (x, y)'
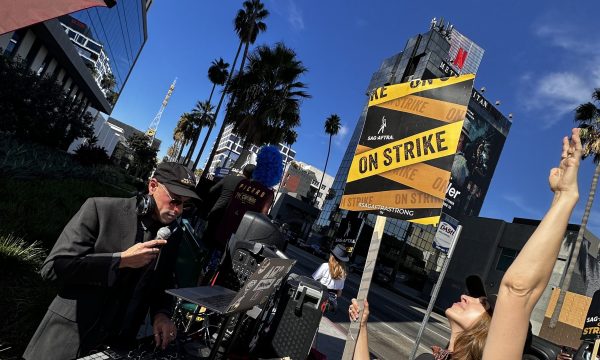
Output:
(234, 211), (285, 250)
(255, 274), (327, 360)
(76, 338), (190, 359)
(216, 212), (285, 291)
(168, 258), (296, 360)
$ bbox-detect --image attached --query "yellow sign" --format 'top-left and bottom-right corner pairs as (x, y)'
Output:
(340, 74), (475, 224)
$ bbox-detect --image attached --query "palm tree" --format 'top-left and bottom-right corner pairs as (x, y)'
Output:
(549, 89), (600, 328)
(171, 132), (184, 162)
(198, 0), (269, 174)
(173, 113), (194, 163)
(313, 114), (341, 205)
(191, 59), (229, 170)
(100, 73), (116, 91)
(184, 101), (214, 166)
(220, 42), (310, 148)
(207, 58), (229, 103)
(166, 143), (177, 161)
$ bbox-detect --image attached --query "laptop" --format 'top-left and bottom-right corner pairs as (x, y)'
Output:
(166, 257), (296, 315)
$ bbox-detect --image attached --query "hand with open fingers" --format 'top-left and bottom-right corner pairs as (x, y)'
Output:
(549, 128), (582, 200)
(153, 313), (177, 350)
(119, 239), (167, 268)
(349, 298), (369, 328)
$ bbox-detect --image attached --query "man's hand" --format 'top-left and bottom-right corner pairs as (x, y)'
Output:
(557, 350), (573, 360)
(153, 313), (177, 350)
(549, 128), (582, 201)
(119, 240), (167, 269)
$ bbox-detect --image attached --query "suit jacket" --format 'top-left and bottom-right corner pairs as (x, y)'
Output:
(23, 197), (181, 360)
(208, 175), (245, 215)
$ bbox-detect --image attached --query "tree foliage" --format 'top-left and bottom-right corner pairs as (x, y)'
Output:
(225, 42), (310, 146)
(73, 136), (111, 166)
(234, 0), (269, 45)
(0, 53), (95, 150)
(575, 88), (600, 164)
(207, 58), (229, 87)
(127, 133), (158, 178)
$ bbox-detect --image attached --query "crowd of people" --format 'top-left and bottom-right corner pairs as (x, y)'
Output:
(23, 128), (589, 360)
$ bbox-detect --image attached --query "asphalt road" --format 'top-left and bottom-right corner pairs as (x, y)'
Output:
(284, 244), (451, 359)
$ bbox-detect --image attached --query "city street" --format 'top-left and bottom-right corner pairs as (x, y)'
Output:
(284, 245), (451, 359)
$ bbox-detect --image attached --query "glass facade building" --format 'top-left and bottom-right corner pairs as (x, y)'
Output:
(207, 123), (296, 177)
(314, 20), (511, 299)
(69, 0), (148, 94)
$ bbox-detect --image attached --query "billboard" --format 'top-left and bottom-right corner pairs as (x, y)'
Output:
(442, 89), (511, 218)
(581, 290), (600, 341)
(340, 75), (474, 225)
(447, 28), (485, 75)
(333, 212), (364, 254)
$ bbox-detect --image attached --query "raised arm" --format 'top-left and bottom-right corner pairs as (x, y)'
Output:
(349, 298), (370, 360)
(483, 128), (582, 360)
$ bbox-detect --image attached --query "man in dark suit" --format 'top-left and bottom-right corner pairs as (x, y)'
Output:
(202, 164), (255, 247)
(198, 164), (254, 284)
(23, 163), (200, 360)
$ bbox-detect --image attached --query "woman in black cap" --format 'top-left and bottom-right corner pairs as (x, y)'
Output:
(349, 129), (582, 360)
(313, 244), (349, 311)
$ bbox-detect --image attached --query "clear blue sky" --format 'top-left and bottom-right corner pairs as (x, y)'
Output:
(112, 0), (600, 235)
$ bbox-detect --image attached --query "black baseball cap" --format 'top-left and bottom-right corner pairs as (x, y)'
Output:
(152, 162), (200, 200)
(465, 275), (495, 315)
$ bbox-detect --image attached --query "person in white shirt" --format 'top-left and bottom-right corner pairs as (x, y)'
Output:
(312, 244), (349, 299)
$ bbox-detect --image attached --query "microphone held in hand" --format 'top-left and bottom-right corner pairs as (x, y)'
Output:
(153, 226), (172, 270)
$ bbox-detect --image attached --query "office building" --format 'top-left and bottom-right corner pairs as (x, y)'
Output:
(104, 116), (161, 168)
(0, 0), (150, 115)
(206, 123), (296, 176)
(274, 161), (334, 210)
(314, 19), (512, 298)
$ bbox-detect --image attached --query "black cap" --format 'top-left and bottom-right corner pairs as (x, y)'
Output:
(465, 275), (495, 314)
(152, 162), (200, 200)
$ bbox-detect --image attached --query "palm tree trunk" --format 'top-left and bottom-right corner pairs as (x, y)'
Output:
(549, 162), (600, 328)
(193, 40), (244, 172)
(177, 140), (187, 163)
(208, 83), (217, 105)
(314, 135), (332, 205)
(184, 130), (201, 166)
(201, 40), (251, 175)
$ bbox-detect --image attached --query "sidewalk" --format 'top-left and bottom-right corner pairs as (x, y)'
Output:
(315, 316), (381, 360)
(314, 316), (348, 359)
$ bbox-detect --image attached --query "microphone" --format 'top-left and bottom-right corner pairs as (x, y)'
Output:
(153, 226), (171, 270)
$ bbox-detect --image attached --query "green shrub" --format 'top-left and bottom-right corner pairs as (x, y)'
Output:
(0, 135), (139, 190)
(0, 178), (132, 250)
(0, 53), (94, 150)
(0, 234), (56, 359)
(74, 137), (112, 167)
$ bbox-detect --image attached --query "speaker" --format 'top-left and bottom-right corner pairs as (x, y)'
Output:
(255, 274), (327, 360)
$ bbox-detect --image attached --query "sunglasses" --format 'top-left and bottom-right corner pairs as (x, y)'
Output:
(478, 297), (493, 315)
(158, 183), (186, 207)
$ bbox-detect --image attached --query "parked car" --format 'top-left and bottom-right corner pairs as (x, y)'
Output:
(524, 335), (561, 360)
(373, 264), (394, 286)
(574, 340), (599, 359)
(348, 261), (365, 275)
